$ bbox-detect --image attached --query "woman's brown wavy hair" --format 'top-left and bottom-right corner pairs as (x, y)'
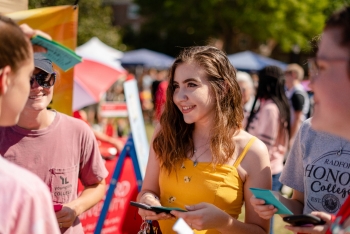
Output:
(153, 46), (243, 174)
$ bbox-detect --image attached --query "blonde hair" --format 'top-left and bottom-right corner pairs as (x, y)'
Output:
(236, 71), (254, 89)
(286, 63), (304, 81)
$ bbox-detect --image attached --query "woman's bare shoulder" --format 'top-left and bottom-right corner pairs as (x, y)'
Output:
(234, 130), (269, 161)
(235, 130), (267, 150)
(234, 130), (271, 181)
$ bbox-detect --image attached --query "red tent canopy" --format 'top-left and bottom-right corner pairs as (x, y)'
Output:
(73, 59), (127, 110)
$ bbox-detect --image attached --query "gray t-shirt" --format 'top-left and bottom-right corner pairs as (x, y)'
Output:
(280, 118), (350, 214)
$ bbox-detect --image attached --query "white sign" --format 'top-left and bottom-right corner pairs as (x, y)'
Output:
(123, 79), (149, 178)
(99, 102), (128, 118)
(173, 218), (194, 234)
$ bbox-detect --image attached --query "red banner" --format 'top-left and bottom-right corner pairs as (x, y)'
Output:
(78, 154), (142, 233)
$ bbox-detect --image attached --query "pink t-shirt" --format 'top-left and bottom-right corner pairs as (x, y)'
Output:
(0, 156), (60, 234)
(246, 99), (288, 175)
(0, 112), (108, 234)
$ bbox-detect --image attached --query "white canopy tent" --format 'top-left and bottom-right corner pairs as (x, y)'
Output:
(75, 37), (124, 71)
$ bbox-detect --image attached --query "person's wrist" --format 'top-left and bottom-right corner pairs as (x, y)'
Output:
(217, 212), (235, 232)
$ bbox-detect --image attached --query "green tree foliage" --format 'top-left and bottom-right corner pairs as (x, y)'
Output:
(128, 0), (349, 55)
(29, 0), (122, 48)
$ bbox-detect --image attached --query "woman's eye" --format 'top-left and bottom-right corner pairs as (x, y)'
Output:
(173, 84), (179, 89)
(188, 83), (197, 87)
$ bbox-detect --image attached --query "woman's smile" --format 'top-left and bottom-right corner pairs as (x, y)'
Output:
(181, 105), (196, 113)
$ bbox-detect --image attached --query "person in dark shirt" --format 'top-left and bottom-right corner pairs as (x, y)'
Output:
(284, 63), (310, 146)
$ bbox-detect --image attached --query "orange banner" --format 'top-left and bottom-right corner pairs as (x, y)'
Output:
(6, 5), (78, 115)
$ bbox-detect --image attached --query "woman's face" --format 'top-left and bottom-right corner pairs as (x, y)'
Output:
(173, 62), (216, 126)
(310, 28), (350, 140)
(0, 55), (34, 126)
(22, 67), (54, 112)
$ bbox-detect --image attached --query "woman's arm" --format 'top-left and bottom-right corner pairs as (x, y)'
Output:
(222, 139), (271, 234)
(136, 125), (172, 220)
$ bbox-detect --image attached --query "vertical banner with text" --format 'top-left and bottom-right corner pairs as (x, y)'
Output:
(123, 79), (149, 179)
(6, 5), (78, 115)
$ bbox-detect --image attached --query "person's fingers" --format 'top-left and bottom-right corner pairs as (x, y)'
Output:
(185, 202), (206, 211)
(19, 24), (52, 53)
(138, 209), (157, 218)
(252, 202), (276, 212)
(285, 224), (325, 234)
(33, 29), (52, 40)
(55, 209), (66, 219)
(19, 24), (51, 40)
(255, 204), (276, 212)
(158, 212), (174, 220)
(171, 210), (188, 218)
(250, 196), (266, 205)
(59, 220), (74, 228)
(143, 213), (168, 220)
(255, 208), (277, 219)
(19, 24), (35, 38)
(285, 225), (307, 232)
(138, 209), (167, 220)
(310, 211), (332, 223)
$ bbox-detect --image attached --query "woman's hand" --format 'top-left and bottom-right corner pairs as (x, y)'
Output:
(250, 195), (278, 219)
(137, 192), (173, 221)
(284, 211), (332, 234)
(171, 202), (232, 230)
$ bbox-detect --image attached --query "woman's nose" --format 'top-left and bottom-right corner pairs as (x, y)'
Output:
(174, 88), (188, 102)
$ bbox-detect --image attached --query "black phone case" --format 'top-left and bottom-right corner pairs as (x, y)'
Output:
(283, 214), (326, 226)
(129, 201), (172, 214)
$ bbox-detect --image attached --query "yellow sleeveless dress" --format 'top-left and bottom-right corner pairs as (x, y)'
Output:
(158, 137), (256, 233)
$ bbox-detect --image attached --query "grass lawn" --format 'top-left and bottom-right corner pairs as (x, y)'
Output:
(238, 207), (292, 234)
(144, 123), (292, 233)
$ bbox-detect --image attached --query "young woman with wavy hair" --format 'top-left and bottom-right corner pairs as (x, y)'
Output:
(137, 46), (271, 234)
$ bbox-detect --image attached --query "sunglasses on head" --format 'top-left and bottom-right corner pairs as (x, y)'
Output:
(30, 71), (56, 88)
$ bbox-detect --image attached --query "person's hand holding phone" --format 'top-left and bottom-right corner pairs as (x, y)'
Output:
(283, 214), (326, 226)
(250, 195), (278, 219)
(137, 193), (174, 220)
(170, 202), (232, 231)
(284, 211), (332, 234)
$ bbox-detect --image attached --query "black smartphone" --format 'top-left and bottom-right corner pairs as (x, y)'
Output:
(283, 214), (326, 226)
(130, 201), (186, 214)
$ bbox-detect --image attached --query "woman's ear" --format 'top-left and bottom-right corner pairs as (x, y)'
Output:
(0, 66), (11, 95)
